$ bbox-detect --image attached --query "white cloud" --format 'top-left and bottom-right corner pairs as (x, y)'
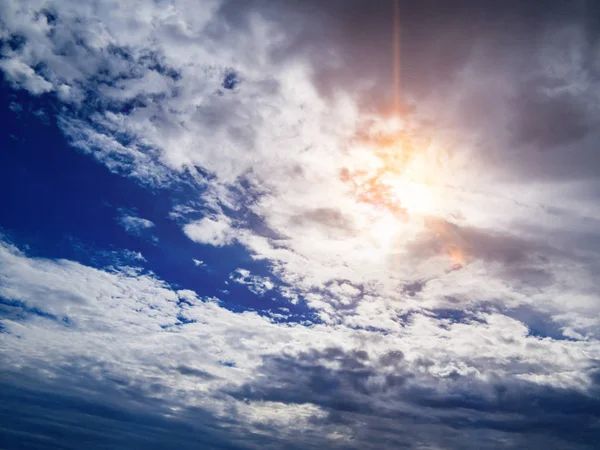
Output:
(0, 58), (53, 94)
(117, 213), (155, 236)
(1, 239), (600, 448)
(1, 0), (599, 341)
(184, 216), (236, 247)
(124, 250), (146, 261)
(229, 268), (274, 296)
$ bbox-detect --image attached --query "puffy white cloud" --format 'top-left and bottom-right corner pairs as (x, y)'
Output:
(184, 215), (237, 247)
(0, 58), (53, 94)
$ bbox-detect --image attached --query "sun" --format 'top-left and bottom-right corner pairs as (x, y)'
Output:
(343, 120), (448, 221)
(389, 177), (437, 216)
(342, 118), (468, 265)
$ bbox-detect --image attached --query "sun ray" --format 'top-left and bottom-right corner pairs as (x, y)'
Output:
(393, 0), (401, 116)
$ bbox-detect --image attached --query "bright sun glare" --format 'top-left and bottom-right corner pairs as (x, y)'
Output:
(389, 178), (437, 216)
(346, 121), (448, 221)
(344, 118), (462, 262)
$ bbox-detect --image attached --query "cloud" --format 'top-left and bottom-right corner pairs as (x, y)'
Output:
(184, 216), (237, 247)
(2, 236), (600, 449)
(232, 345), (600, 447)
(2, 0), (600, 448)
(27, 0), (595, 337)
(117, 213), (155, 236)
(230, 268), (274, 296)
(1, 0), (598, 337)
(0, 58), (53, 94)
(1, 239), (600, 449)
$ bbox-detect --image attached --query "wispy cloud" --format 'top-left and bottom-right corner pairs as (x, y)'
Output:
(117, 213), (155, 236)
(230, 268), (274, 296)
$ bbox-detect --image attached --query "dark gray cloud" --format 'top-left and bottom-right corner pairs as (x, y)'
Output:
(2, 344), (598, 450)
(509, 85), (596, 149)
(290, 208), (356, 236)
(213, 0), (600, 194)
(0, 369), (247, 450)
(409, 219), (556, 277)
(175, 365), (220, 380)
(231, 346), (600, 449)
(215, 0), (597, 105)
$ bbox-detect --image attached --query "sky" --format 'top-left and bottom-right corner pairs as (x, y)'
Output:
(1, 1), (600, 449)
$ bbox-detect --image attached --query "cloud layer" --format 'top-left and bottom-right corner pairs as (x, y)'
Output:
(1, 240), (600, 449)
(2, 0), (600, 448)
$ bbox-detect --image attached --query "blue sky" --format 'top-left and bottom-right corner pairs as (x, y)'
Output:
(1, 1), (600, 449)
(0, 85), (313, 320)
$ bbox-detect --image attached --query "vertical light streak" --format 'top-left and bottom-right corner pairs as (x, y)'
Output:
(393, 0), (401, 116)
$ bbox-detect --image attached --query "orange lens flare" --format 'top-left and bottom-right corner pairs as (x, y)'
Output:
(342, 125), (467, 268)
(338, 1), (467, 269)
(342, 127), (434, 219)
(393, 0), (401, 116)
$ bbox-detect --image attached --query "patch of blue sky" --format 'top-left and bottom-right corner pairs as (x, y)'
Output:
(0, 81), (313, 324)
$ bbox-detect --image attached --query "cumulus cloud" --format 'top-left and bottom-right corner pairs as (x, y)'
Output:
(0, 58), (53, 94)
(184, 216), (237, 247)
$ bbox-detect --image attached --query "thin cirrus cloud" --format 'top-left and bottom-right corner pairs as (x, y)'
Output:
(1, 0), (600, 449)
(117, 213), (155, 236)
